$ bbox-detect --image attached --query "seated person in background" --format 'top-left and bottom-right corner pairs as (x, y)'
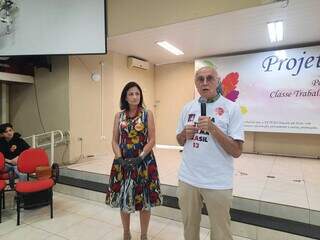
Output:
(0, 123), (30, 188)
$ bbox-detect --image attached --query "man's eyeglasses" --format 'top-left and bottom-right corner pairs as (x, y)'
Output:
(196, 75), (217, 84)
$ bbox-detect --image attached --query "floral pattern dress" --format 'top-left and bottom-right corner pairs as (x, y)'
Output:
(106, 108), (162, 213)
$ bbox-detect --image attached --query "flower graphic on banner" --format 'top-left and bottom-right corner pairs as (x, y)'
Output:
(240, 106), (248, 114)
(221, 72), (239, 102)
(203, 60), (216, 69)
(221, 72), (248, 115)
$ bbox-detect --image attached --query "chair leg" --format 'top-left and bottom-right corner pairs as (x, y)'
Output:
(16, 194), (21, 225)
(50, 189), (53, 219)
(2, 190), (5, 209)
(0, 191), (2, 223)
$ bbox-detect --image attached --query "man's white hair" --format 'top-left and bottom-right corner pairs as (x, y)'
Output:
(195, 66), (219, 79)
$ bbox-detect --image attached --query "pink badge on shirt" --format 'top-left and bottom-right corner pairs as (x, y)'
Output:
(215, 107), (224, 116)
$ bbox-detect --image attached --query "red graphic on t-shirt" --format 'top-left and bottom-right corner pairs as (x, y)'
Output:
(188, 114), (195, 122)
(215, 107), (224, 116)
(10, 145), (17, 152)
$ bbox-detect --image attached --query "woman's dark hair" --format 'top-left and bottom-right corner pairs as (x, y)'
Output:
(120, 82), (144, 110)
(0, 123), (13, 133)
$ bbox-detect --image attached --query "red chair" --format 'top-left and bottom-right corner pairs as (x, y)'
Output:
(15, 148), (55, 225)
(0, 151), (11, 183)
(0, 153), (6, 223)
(0, 169), (10, 181)
(0, 158), (17, 190)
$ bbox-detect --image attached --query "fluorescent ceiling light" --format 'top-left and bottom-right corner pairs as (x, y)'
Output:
(156, 41), (184, 55)
(275, 21), (283, 41)
(268, 23), (277, 42)
(268, 21), (283, 42)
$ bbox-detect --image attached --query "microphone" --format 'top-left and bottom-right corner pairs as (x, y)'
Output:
(199, 97), (207, 116)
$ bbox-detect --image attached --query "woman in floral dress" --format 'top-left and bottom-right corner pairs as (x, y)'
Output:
(106, 82), (162, 240)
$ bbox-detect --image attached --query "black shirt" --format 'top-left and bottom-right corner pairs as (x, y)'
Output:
(0, 133), (30, 160)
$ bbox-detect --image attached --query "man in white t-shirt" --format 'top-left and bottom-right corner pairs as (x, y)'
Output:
(176, 66), (244, 240)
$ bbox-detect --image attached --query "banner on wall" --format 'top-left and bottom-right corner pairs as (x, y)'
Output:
(195, 46), (320, 134)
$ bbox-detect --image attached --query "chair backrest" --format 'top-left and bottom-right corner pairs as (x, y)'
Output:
(0, 152), (4, 170)
(17, 148), (49, 174)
